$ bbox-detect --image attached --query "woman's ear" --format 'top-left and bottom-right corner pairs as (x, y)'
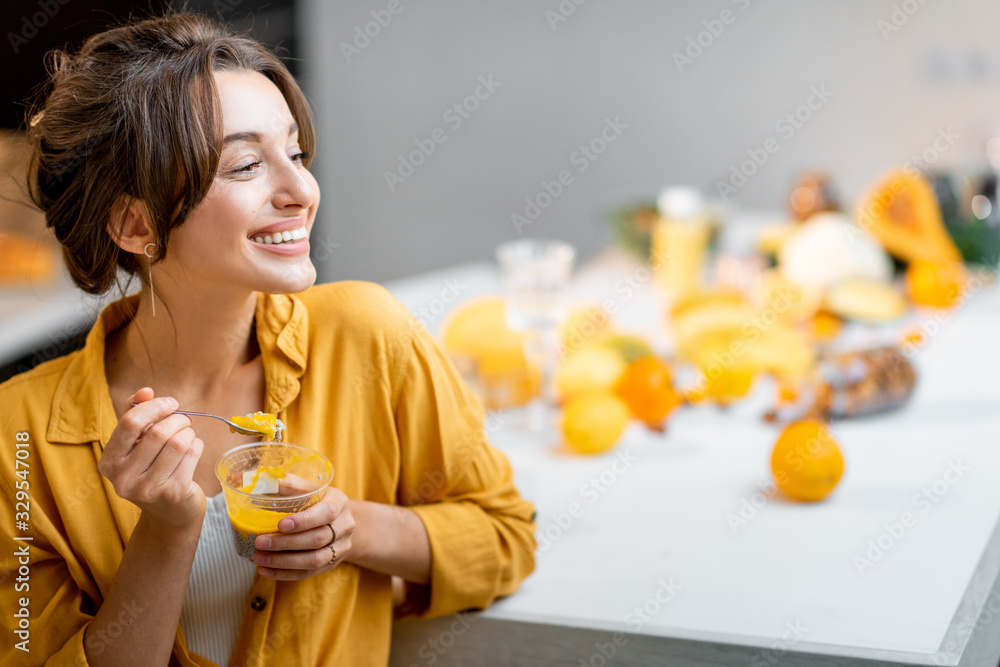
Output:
(107, 195), (155, 254)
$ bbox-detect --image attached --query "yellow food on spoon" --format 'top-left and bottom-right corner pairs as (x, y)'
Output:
(229, 411), (286, 441)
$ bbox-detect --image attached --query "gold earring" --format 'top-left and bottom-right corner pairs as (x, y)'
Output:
(144, 242), (157, 317)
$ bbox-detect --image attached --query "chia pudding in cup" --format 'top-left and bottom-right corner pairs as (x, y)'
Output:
(215, 442), (333, 561)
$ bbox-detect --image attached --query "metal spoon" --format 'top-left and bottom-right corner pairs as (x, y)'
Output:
(130, 404), (279, 439)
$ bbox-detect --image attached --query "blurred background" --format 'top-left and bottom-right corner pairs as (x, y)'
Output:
(2, 0), (1000, 374)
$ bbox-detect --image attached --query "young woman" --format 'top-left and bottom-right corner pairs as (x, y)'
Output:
(0, 12), (536, 666)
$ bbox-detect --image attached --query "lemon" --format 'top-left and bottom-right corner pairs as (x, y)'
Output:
(561, 392), (631, 455)
(560, 304), (612, 355)
(555, 346), (628, 402)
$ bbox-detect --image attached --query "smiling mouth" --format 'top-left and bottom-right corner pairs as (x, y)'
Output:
(250, 226), (308, 245)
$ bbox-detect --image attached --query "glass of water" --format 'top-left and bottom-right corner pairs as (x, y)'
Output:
(495, 239), (576, 432)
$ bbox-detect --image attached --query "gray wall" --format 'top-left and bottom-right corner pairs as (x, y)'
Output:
(297, 0), (1000, 283)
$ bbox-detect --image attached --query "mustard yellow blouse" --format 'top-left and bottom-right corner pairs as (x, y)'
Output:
(0, 282), (537, 666)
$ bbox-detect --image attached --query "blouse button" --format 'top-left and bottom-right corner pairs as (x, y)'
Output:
(250, 596), (267, 611)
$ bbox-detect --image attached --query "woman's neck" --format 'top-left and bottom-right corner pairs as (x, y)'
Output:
(115, 286), (261, 400)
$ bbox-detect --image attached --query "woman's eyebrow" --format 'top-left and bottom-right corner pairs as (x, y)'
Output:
(222, 121), (298, 146)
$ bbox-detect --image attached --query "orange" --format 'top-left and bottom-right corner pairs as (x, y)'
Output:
(613, 356), (683, 431)
(803, 311), (843, 342)
(905, 259), (967, 308)
(770, 420), (844, 502)
(561, 392), (631, 455)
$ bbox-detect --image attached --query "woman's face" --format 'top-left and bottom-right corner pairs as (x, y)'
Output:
(160, 69), (320, 297)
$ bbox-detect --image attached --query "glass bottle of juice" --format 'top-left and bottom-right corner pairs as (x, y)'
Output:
(652, 186), (711, 300)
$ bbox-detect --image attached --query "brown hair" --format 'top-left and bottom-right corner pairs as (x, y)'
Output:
(24, 11), (316, 295)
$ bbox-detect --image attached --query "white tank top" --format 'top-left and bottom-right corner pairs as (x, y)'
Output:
(179, 491), (257, 666)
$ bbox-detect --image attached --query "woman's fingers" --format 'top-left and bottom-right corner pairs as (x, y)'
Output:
(254, 490), (357, 577)
(276, 488), (347, 533)
(140, 424), (197, 484)
(253, 538), (336, 574)
(256, 512), (349, 553)
(121, 413), (193, 476)
(99, 388), (206, 530)
(254, 515), (352, 577)
(104, 396), (179, 459)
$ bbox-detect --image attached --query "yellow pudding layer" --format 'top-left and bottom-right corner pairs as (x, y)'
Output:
(229, 412), (279, 440)
(227, 501), (294, 535)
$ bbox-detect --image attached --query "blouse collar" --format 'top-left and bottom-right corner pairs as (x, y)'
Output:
(45, 290), (309, 447)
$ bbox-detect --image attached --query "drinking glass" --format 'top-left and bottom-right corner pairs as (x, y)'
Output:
(495, 239), (576, 431)
(216, 443), (333, 561)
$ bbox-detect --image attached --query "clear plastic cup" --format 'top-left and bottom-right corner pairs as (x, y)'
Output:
(215, 442), (333, 561)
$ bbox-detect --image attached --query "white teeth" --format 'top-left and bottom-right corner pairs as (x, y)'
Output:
(252, 226), (307, 245)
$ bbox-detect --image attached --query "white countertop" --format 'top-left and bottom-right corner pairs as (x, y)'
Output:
(384, 248), (1000, 664)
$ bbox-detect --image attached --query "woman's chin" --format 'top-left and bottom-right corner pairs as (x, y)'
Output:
(256, 261), (317, 294)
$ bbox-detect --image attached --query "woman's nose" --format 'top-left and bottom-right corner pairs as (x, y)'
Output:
(273, 159), (317, 209)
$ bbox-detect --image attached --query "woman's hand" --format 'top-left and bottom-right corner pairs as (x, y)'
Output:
(252, 486), (357, 580)
(99, 386), (206, 531)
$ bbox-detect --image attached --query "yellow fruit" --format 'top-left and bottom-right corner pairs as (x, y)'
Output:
(770, 420), (844, 502)
(752, 270), (822, 324)
(905, 259), (967, 308)
(743, 326), (816, 382)
(694, 358), (756, 407)
(856, 169), (962, 264)
(561, 392), (631, 455)
(441, 297), (539, 409)
(555, 346), (628, 402)
(560, 304), (612, 355)
(825, 278), (907, 322)
(683, 325), (816, 384)
(670, 290), (754, 350)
